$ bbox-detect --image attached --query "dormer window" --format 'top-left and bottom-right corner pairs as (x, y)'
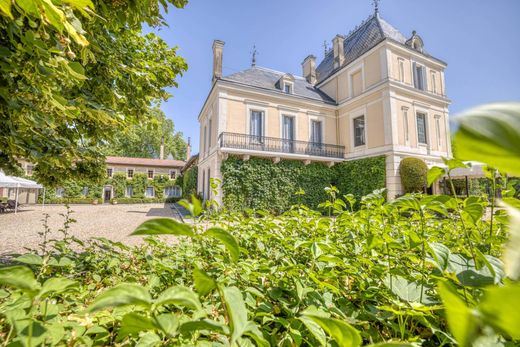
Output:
(406, 30), (424, 53)
(278, 73), (295, 94)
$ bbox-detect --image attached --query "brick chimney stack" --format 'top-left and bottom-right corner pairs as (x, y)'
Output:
(333, 35), (345, 69)
(159, 136), (165, 160)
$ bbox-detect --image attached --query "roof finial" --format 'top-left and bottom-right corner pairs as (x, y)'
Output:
(373, 0), (380, 14)
(323, 40), (329, 57)
(251, 45), (258, 67)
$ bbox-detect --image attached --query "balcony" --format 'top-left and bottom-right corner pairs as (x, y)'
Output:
(218, 132), (345, 159)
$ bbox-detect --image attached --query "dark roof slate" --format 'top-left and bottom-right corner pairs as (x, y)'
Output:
(316, 13), (408, 83)
(221, 66), (335, 104)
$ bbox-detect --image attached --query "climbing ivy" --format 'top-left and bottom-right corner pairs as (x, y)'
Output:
(221, 155), (386, 213)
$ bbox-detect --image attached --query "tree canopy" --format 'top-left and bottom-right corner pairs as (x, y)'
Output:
(103, 107), (187, 160)
(0, 0), (188, 186)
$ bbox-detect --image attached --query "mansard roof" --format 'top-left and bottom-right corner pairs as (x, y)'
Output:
(221, 66), (335, 104)
(315, 13), (443, 84)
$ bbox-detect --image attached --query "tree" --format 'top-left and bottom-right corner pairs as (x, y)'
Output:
(0, 0), (188, 186)
(103, 107), (187, 160)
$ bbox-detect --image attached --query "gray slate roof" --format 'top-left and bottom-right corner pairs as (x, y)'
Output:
(221, 67), (335, 104)
(316, 13), (408, 84)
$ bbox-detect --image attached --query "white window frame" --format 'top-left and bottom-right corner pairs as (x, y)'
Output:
(107, 167), (113, 178)
(145, 186), (155, 198)
(126, 185), (133, 197)
(208, 118), (212, 151)
(169, 170), (177, 180)
(309, 115), (325, 145)
(56, 187), (65, 198)
(203, 125), (207, 157)
(246, 103), (268, 140)
(282, 80), (294, 94)
(415, 112), (428, 146)
(412, 62), (427, 91)
(126, 168), (134, 179)
(26, 164), (33, 176)
(349, 107), (367, 150)
(147, 169), (154, 180)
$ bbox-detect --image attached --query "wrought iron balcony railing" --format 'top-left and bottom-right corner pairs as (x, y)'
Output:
(218, 132), (345, 159)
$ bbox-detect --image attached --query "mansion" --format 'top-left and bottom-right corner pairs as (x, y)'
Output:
(197, 9), (451, 202)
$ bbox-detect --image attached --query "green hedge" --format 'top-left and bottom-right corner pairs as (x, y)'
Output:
(221, 155), (386, 213)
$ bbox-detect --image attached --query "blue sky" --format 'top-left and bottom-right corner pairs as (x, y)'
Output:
(153, 0), (520, 154)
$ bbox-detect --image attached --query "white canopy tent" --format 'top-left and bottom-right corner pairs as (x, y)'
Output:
(0, 171), (44, 213)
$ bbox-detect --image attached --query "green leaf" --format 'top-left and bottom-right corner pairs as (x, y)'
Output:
(193, 268), (217, 296)
(119, 313), (157, 339)
(15, 254), (43, 266)
(41, 0), (65, 32)
(383, 275), (434, 304)
(222, 286), (249, 344)
(453, 102), (520, 176)
(502, 204), (520, 280)
(135, 332), (161, 347)
(427, 166), (445, 187)
(479, 283), (520, 339)
(0, 0), (13, 19)
(15, 0), (40, 17)
(203, 227), (240, 262)
(39, 277), (78, 298)
(155, 286), (201, 310)
(443, 157), (468, 172)
(461, 203), (484, 225)
(0, 266), (39, 291)
(299, 315), (327, 346)
(156, 313), (179, 336)
(179, 319), (228, 335)
(427, 242), (451, 272)
(131, 218), (194, 237)
(437, 281), (478, 347)
(366, 344), (415, 347)
(88, 283), (152, 312)
(300, 314), (362, 347)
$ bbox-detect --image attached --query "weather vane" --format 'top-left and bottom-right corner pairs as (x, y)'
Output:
(373, 0), (380, 14)
(323, 40), (329, 56)
(251, 45), (258, 67)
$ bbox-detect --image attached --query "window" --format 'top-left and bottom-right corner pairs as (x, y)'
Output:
(147, 170), (154, 179)
(107, 168), (113, 178)
(145, 187), (154, 198)
(82, 187), (89, 197)
(413, 63), (426, 91)
(207, 169), (211, 200)
(398, 58), (405, 82)
(165, 186), (181, 198)
(402, 107), (409, 143)
(353, 116), (366, 147)
(202, 170), (206, 200)
(56, 187), (65, 198)
(127, 169), (134, 178)
(126, 185), (133, 197)
(250, 110), (264, 141)
(416, 113), (428, 145)
(431, 71), (437, 94)
(170, 170), (177, 180)
(282, 115), (295, 152)
(284, 83), (292, 94)
(435, 115), (442, 148)
(310, 120), (323, 145)
(26, 165), (33, 176)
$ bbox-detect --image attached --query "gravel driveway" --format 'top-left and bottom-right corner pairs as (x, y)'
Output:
(0, 203), (182, 257)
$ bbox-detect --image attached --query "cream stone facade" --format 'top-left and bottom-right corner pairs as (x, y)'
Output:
(197, 11), (451, 203)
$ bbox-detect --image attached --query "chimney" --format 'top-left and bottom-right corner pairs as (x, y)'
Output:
(159, 136), (165, 160)
(212, 40), (225, 83)
(332, 35), (345, 69)
(186, 137), (191, 161)
(301, 55), (317, 85)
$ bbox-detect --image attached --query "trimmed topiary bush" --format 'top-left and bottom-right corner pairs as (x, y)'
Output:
(399, 157), (428, 193)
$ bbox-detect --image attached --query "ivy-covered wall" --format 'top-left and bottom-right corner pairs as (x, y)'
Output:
(221, 155), (386, 213)
(181, 165), (198, 198)
(41, 174), (180, 204)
